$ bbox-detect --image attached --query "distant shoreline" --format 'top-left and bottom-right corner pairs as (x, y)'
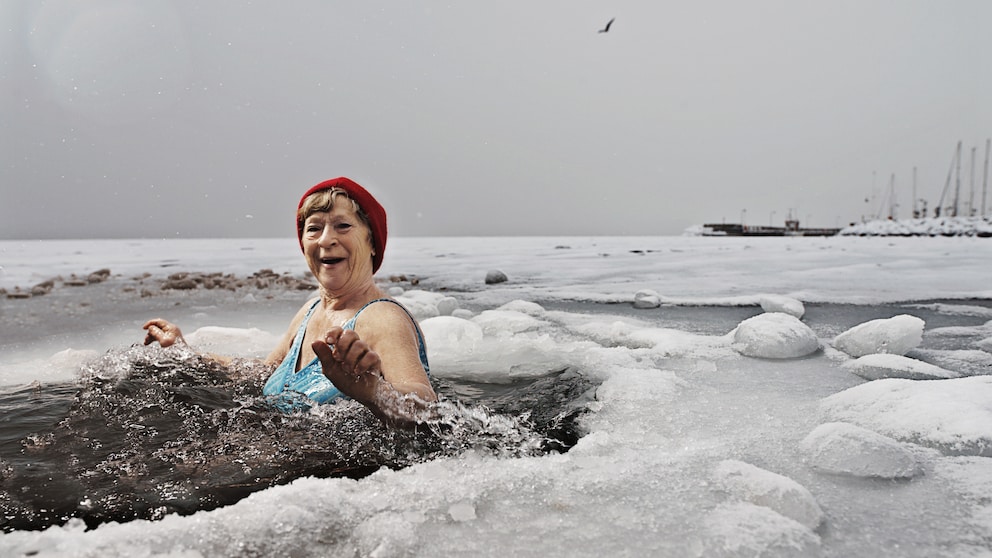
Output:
(686, 216), (992, 238)
(838, 216), (992, 237)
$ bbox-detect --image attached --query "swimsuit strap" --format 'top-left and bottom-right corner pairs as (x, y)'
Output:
(343, 298), (430, 372)
(286, 298), (322, 370)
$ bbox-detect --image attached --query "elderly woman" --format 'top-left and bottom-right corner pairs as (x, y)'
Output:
(143, 177), (437, 426)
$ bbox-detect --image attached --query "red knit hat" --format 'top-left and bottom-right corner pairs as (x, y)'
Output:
(297, 177), (387, 273)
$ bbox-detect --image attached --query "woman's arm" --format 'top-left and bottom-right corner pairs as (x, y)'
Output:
(142, 298), (314, 370)
(313, 304), (436, 428)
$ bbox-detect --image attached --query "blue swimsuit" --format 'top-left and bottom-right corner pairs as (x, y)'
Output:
(262, 298), (429, 411)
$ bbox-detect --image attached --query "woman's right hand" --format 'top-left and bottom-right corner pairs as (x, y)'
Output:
(143, 318), (186, 347)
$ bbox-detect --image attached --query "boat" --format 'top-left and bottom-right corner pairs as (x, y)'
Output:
(699, 219), (841, 237)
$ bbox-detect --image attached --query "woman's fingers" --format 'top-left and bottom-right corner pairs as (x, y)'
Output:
(322, 326), (344, 349)
(142, 319), (184, 347)
(312, 338), (335, 362)
(338, 332), (381, 375)
(314, 336), (380, 405)
(316, 329), (382, 376)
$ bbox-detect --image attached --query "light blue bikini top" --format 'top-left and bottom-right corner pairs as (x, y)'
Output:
(262, 298), (429, 411)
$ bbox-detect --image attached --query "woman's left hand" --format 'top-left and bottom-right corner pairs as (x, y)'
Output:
(313, 327), (383, 404)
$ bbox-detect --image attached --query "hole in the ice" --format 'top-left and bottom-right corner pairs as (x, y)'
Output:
(0, 350), (595, 532)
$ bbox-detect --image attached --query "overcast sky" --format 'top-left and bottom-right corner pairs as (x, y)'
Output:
(2, 1), (991, 240)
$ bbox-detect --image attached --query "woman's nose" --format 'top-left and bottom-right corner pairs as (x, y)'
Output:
(317, 226), (337, 246)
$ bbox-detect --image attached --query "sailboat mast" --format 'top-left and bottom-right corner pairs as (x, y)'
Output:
(983, 138), (990, 218)
(889, 173), (897, 219)
(969, 146), (976, 217)
(912, 166), (918, 218)
(953, 141), (962, 217)
(937, 144), (954, 217)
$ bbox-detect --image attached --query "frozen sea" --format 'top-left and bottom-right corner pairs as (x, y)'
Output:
(1, 235), (992, 557)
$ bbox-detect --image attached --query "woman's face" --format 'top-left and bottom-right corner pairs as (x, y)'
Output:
(300, 200), (375, 295)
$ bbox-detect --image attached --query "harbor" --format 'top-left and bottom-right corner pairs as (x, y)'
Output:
(696, 139), (991, 238)
(698, 219), (841, 237)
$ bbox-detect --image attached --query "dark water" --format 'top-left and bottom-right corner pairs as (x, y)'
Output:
(0, 347), (593, 532)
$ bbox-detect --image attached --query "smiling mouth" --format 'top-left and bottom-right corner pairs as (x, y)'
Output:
(320, 257), (345, 265)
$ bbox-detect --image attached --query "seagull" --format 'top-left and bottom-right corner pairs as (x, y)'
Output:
(598, 17), (615, 33)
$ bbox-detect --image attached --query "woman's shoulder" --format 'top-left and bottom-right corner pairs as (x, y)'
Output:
(357, 297), (413, 317)
(288, 297), (321, 327)
(352, 297), (418, 331)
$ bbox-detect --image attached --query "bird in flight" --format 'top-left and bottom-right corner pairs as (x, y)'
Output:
(598, 17), (615, 33)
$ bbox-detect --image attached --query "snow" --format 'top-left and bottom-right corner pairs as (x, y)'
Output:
(800, 422), (923, 479)
(831, 314), (925, 357)
(712, 460), (824, 530)
(2, 235), (992, 557)
(184, 326), (281, 359)
(701, 502), (822, 558)
(842, 353), (960, 381)
(979, 337), (992, 353)
(910, 348), (992, 377)
(633, 289), (662, 309)
(820, 376), (992, 457)
(731, 313), (820, 359)
(758, 294), (805, 319)
(839, 216), (992, 237)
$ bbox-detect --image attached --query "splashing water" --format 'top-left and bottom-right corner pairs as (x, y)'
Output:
(0, 346), (593, 532)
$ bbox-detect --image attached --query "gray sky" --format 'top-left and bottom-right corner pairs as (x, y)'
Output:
(2, 1), (991, 239)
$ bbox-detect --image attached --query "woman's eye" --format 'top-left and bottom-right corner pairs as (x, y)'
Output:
(305, 225), (322, 233)
(335, 223), (352, 232)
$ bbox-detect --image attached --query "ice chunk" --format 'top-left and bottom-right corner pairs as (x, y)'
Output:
(759, 295), (805, 319)
(701, 502), (821, 558)
(800, 422), (923, 479)
(420, 316), (484, 348)
(471, 309), (546, 336)
(451, 308), (475, 320)
(906, 302), (992, 318)
(842, 353), (959, 381)
(633, 289), (661, 309)
(577, 367), (682, 447)
(909, 348), (992, 377)
(0, 348), (101, 385)
(820, 376), (992, 457)
(436, 296), (459, 316)
(832, 314), (924, 358)
(977, 337), (992, 353)
(447, 500), (477, 522)
(732, 313), (820, 359)
(496, 299), (546, 316)
(48, 348), (100, 370)
(185, 326), (279, 358)
(420, 314), (581, 381)
(394, 289), (449, 321)
(713, 460), (824, 530)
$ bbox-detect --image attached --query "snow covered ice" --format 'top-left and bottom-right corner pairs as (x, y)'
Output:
(2, 235), (992, 557)
(842, 353), (960, 381)
(800, 422), (924, 480)
(831, 314), (925, 357)
(731, 312), (820, 359)
(820, 376), (992, 458)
